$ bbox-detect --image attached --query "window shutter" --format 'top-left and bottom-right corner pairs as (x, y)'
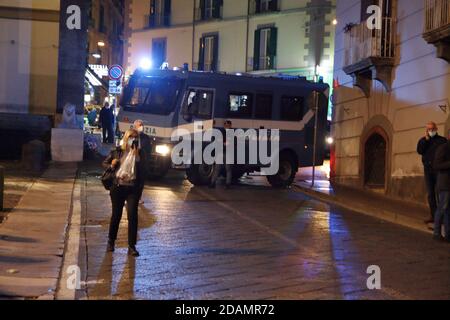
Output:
(253, 29), (261, 70)
(200, 0), (205, 20)
(269, 0), (278, 11)
(213, 0), (223, 19)
(149, 0), (156, 27)
(268, 27), (277, 69)
(164, 0), (171, 26)
(255, 0), (261, 13)
(212, 35), (219, 71)
(198, 37), (205, 71)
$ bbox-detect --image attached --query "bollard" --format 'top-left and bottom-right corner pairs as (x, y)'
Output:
(0, 166), (4, 211)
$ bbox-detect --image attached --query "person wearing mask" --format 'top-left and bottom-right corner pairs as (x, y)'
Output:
(417, 122), (447, 224)
(103, 129), (146, 257)
(433, 132), (450, 242)
(99, 102), (115, 144)
(133, 120), (152, 204)
(209, 120), (234, 189)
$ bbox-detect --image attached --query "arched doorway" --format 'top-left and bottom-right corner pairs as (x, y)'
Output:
(364, 131), (387, 188)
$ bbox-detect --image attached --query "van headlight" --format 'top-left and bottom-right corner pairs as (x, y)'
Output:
(155, 145), (171, 157)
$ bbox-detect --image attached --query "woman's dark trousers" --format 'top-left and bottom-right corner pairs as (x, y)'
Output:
(109, 185), (139, 246)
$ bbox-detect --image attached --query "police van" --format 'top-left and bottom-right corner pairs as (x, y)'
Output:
(118, 69), (329, 188)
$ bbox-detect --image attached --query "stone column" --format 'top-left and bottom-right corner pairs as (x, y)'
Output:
(56, 0), (91, 120)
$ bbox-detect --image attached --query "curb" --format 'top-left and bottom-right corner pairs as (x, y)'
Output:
(293, 184), (432, 235)
(55, 173), (82, 300)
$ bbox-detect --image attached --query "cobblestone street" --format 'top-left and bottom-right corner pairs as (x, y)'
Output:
(69, 164), (450, 300)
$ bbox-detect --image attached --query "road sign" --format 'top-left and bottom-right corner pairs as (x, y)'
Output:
(109, 65), (124, 80)
(109, 80), (122, 95)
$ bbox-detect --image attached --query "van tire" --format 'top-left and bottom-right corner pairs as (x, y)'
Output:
(186, 163), (214, 186)
(267, 152), (298, 188)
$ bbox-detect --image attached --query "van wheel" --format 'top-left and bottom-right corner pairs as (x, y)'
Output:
(187, 163), (214, 186)
(267, 153), (298, 188)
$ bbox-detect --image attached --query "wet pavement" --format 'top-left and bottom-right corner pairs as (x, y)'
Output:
(74, 164), (450, 300)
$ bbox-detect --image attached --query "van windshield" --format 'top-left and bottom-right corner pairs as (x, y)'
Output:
(123, 77), (183, 115)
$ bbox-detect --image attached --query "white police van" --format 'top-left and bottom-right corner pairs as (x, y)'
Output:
(118, 69), (329, 187)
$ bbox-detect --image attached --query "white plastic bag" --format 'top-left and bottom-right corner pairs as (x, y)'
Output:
(116, 151), (137, 183)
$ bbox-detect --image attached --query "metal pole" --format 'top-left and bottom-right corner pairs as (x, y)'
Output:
(311, 91), (319, 188)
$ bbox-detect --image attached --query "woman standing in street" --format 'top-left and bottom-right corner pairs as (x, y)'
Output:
(103, 129), (147, 257)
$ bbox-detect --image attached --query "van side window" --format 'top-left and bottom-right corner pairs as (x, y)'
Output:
(280, 96), (304, 121)
(228, 93), (253, 118)
(184, 89), (214, 119)
(255, 94), (273, 119)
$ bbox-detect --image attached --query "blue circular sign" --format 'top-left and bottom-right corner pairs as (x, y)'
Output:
(109, 65), (123, 80)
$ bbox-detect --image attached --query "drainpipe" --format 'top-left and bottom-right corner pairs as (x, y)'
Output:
(245, 0), (250, 72)
(192, 0), (196, 70)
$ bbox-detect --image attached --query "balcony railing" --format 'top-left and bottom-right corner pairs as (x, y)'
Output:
(424, 0), (450, 33)
(344, 17), (395, 67)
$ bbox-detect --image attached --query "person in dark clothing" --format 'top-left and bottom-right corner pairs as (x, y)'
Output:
(103, 129), (147, 257)
(133, 120), (152, 204)
(417, 122), (447, 224)
(433, 135), (450, 242)
(99, 102), (115, 144)
(209, 120), (234, 189)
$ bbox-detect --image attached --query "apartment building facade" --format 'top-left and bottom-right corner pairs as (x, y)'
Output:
(124, 0), (336, 86)
(331, 0), (450, 204)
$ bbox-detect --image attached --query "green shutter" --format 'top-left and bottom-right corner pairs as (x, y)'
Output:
(164, 0), (171, 26)
(198, 37), (205, 71)
(212, 35), (219, 71)
(253, 29), (261, 70)
(269, 0), (278, 11)
(268, 27), (277, 69)
(149, 0), (156, 27)
(255, 0), (261, 13)
(200, 0), (205, 20)
(213, 0), (223, 18)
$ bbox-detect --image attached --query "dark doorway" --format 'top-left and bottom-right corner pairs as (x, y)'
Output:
(364, 132), (387, 188)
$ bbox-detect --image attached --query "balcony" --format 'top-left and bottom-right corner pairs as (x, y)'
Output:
(423, 0), (450, 62)
(343, 17), (395, 97)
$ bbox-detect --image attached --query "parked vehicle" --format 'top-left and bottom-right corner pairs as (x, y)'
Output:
(118, 69), (329, 187)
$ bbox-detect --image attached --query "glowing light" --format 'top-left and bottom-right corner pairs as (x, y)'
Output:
(155, 145), (171, 157)
(139, 58), (153, 70)
(326, 137), (334, 145)
(92, 53), (101, 59)
(97, 41), (105, 47)
(332, 19), (338, 26)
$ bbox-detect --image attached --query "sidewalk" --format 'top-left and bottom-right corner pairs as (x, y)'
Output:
(294, 165), (430, 234)
(0, 163), (78, 299)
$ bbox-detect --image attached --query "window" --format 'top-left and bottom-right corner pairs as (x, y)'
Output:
(200, 0), (222, 20)
(198, 35), (219, 71)
(228, 93), (253, 118)
(152, 38), (167, 69)
(254, 27), (277, 70)
(255, 0), (278, 14)
(280, 96), (304, 121)
(150, 0), (171, 27)
(255, 94), (273, 119)
(183, 89), (214, 119)
(124, 79), (182, 115)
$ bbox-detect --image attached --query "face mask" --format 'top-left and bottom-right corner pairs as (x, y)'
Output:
(128, 138), (136, 147)
(429, 131), (437, 138)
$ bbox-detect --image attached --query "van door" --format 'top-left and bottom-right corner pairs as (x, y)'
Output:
(178, 87), (215, 133)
